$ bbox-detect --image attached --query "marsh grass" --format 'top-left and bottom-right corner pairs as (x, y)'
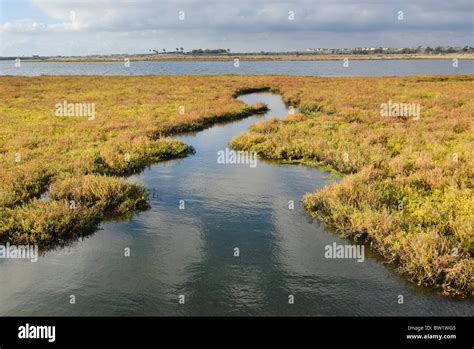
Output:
(0, 75), (271, 247)
(229, 74), (474, 297)
(92, 137), (193, 175)
(0, 175), (148, 246)
(1, 75), (472, 296)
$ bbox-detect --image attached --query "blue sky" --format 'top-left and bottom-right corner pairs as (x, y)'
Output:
(1, 0), (473, 56)
(1, 0), (47, 22)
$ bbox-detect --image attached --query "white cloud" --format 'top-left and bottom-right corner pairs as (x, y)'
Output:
(0, 19), (46, 33)
(1, 0), (472, 55)
(23, 0), (473, 32)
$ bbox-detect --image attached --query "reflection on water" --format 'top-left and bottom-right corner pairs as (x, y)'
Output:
(0, 93), (472, 316)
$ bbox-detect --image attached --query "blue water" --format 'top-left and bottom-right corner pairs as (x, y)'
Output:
(1, 59), (473, 76)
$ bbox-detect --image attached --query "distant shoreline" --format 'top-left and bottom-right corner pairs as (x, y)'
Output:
(5, 53), (474, 62)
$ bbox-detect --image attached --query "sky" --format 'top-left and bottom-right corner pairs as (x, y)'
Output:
(0, 0), (473, 56)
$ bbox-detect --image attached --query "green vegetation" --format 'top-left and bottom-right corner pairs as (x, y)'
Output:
(0, 175), (148, 246)
(0, 74), (472, 296)
(229, 75), (473, 297)
(13, 45), (474, 62)
(0, 75), (269, 248)
(92, 137), (193, 175)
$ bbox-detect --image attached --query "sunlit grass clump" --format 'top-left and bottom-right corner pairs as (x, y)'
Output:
(92, 137), (193, 175)
(0, 175), (148, 246)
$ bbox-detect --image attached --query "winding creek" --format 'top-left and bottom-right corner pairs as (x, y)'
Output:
(0, 93), (472, 316)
